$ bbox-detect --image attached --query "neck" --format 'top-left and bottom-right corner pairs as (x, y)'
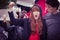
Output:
(52, 10), (57, 15)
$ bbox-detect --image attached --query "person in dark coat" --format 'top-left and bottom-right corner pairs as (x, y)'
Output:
(45, 0), (60, 40)
(8, 11), (31, 40)
(0, 26), (7, 40)
(28, 4), (47, 40)
(8, 4), (47, 40)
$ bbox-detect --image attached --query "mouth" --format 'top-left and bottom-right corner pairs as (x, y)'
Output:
(35, 15), (37, 17)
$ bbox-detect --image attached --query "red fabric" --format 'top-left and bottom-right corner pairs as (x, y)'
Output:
(37, 0), (45, 16)
(29, 33), (39, 40)
(27, 12), (30, 18)
(27, 0), (45, 17)
(29, 23), (40, 40)
(28, 0), (45, 40)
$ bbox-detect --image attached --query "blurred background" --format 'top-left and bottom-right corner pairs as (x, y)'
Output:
(0, 0), (60, 18)
(0, 0), (60, 40)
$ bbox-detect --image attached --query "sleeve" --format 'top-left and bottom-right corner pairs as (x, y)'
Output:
(41, 19), (47, 40)
(8, 11), (24, 26)
(23, 18), (31, 39)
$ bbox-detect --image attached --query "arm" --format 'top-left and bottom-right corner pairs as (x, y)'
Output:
(42, 19), (47, 40)
(8, 11), (24, 26)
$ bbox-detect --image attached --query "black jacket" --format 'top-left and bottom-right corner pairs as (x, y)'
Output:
(44, 12), (60, 40)
(8, 11), (31, 40)
(8, 11), (47, 40)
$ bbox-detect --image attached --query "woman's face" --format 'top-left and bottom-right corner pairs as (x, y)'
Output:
(33, 11), (40, 20)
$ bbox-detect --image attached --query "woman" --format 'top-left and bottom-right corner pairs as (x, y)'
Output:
(8, 4), (47, 40)
(29, 5), (47, 40)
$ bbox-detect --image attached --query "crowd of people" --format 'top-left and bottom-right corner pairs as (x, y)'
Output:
(0, 0), (60, 40)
